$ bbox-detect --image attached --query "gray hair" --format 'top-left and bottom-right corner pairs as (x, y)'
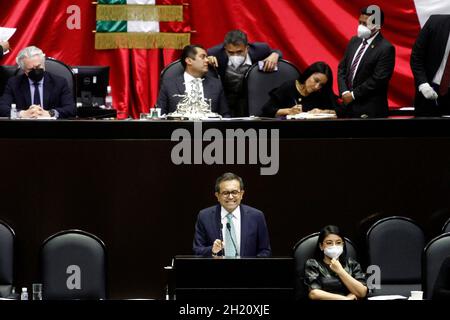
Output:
(16, 46), (46, 70)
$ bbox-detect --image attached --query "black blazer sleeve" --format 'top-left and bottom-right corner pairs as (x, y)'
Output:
(410, 16), (434, 88)
(0, 46), (3, 59)
(156, 79), (170, 115)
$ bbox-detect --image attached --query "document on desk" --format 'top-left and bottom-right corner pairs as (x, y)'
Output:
(286, 112), (337, 120)
(367, 295), (408, 300)
(0, 27), (16, 55)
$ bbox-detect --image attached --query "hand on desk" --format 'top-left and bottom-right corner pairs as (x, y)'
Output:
(212, 239), (223, 255)
(19, 105), (51, 119)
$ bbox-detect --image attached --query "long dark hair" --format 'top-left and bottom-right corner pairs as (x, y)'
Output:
(313, 225), (348, 265)
(297, 61), (333, 92)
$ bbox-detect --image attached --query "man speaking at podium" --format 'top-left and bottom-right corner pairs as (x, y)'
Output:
(193, 172), (271, 257)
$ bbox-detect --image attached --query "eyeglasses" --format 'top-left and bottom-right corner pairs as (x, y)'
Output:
(219, 190), (241, 197)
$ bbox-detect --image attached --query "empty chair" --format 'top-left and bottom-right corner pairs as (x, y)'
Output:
(366, 216), (425, 296)
(443, 218), (450, 233)
(0, 65), (19, 96)
(245, 59), (300, 116)
(293, 232), (358, 300)
(41, 229), (106, 300)
(423, 233), (450, 299)
(0, 219), (15, 298)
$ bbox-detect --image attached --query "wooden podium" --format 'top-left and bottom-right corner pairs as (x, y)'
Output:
(172, 255), (294, 301)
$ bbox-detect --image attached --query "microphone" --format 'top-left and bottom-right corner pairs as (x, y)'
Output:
(226, 222), (239, 256)
(219, 223), (224, 256)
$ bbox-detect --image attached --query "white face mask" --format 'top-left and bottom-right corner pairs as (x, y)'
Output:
(229, 55), (245, 69)
(324, 245), (343, 259)
(357, 25), (372, 39)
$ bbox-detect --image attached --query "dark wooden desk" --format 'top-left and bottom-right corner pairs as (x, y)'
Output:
(1, 118), (450, 299)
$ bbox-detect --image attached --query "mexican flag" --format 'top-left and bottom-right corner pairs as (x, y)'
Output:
(414, 0), (450, 27)
(95, 0), (190, 50)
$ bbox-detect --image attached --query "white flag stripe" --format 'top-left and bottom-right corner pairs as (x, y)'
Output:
(126, 0), (159, 33)
(126, 0), (156, 4)
(414, 0), (450, 27)
(127, 21), (160, 32)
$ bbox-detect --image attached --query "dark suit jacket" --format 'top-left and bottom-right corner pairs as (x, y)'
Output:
(207, 42), (282, 79)
(338, 33), (395, 118)
(0, 72), (76, 118)
(411, 15), (450, 116)
(193, 204), (271, 257)
(0, 46), (3, 59)
(156, 74), (230, 117)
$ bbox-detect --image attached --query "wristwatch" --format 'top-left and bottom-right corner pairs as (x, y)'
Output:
(48, 109), (56, 117)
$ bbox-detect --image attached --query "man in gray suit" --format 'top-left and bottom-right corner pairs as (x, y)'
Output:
(157, 45), (230, 117)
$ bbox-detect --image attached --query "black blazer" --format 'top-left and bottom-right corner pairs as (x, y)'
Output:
(207, 42), (282, 79)
(0, 72), (76, 118)
(411, 15), (450, 116)
(156, 74), (230, 117)
(338, 33), (395, 118)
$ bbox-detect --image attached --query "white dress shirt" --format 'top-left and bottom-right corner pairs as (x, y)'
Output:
(349, 32), (379, 83)
(221, 206), (241, 254)
(432, 31), (450, 86)
(183, 72), (204, 98)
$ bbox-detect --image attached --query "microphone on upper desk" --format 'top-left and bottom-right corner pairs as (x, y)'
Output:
(226, 222), (239, 256)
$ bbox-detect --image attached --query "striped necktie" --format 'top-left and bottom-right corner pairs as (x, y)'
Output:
(347, 39), (368, 89)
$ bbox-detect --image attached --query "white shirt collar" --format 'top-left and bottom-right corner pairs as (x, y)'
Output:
(183, 71), (202, 83)
(221, 205), (241, 220)
(364, 31), (379, 45)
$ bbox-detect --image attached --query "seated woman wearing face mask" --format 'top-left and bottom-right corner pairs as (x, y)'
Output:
(304, 225), (368, 300)
(262, 61), (340, 118)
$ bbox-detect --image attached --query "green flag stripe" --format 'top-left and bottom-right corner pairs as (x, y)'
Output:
(96, 21), (127, 33)
(98, 0), (126, 4)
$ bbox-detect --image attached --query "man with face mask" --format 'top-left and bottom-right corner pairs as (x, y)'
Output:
(0, 41), (10, 58)
(0, 46), (76, 118)
(207, 30), (282, 117)
(337, 6), (395, 118)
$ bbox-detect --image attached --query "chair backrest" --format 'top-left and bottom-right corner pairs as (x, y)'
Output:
(423, 233), (450, 299)
(367, 216), (425, 284)
(16, 57), (76, 102)
(443, 218), (450, 233)
(0, 219), (15, 298)
(0, 65), (19, 96)
(245, 59), (301, 116)
(159, 59), (219, 85)
(293, 232), (357, 300)
(41, 229), (106, 300)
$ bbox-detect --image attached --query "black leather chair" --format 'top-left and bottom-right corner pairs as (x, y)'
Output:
(423, 233), (450, 299)
(0, 65), (19, 96)
(0, 219), (15, 298)
(443, 218), (450, 233)
(366, 216), (425, 296)
(293, 232), (358, 300)
(159, 59), (219, 84)
(41, 229), (106, 300)
(245, 59), (301, 116)
(16, 57), (76, 102)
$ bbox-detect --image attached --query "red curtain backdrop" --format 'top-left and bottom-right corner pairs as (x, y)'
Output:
(0, 0), (421, 117)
